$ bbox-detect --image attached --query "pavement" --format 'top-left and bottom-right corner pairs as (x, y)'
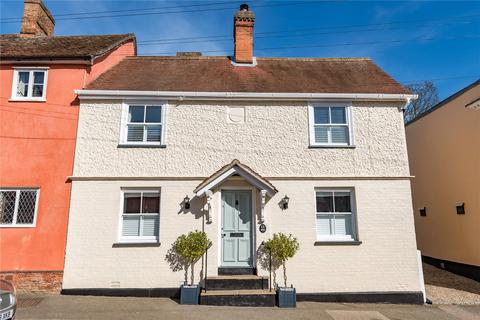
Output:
(15, 295), (480, 320)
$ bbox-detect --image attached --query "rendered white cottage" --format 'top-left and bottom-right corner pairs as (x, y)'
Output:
(62, 5), (424, 305)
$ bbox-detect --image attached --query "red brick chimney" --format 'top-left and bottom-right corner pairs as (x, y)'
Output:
(20, 0), (55, 37)
(233, 4), (255, 64)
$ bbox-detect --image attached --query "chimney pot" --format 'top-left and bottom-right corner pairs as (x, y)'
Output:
(20, 0), (55, 37)
(233, 4), (255, 64)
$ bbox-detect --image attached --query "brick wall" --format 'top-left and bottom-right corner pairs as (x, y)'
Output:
(0, 271), (62, 294)
(20, 0), (55, 37)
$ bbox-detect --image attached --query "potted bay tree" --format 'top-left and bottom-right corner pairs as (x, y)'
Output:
(264, 233), (300, 308)
(173, 230), (211, 305)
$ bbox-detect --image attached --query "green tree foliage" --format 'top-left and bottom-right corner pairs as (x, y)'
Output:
(264, 233), (299, 288)
(173, 231), (211, 285)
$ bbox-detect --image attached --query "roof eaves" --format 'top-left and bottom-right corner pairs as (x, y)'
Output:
(406, 78), (480, 126)
(90, 34), (137, 64)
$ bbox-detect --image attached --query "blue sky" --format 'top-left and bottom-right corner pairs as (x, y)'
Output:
(1, 0), (479, 99)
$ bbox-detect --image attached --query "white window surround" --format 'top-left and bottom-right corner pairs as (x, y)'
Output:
(314, 188), (358, 242)
(10, 67), (48, 102)
(117, 188), (160, 244)
(0, 188), (40, 228)
(119, 101), (167, 146)
(308, 102), (354, 147)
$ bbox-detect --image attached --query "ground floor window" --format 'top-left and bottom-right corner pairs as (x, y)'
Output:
(0, 189), (39, 227)
(120, 189), (160, 243)
(315, 189), (356, 241)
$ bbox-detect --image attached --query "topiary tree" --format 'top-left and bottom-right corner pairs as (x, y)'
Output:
(264, 233), (299, 288)
(173, 230), (212, 285)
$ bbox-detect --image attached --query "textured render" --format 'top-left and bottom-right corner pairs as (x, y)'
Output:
(73, 101), (409, 178)
(63, 178), (421, 293)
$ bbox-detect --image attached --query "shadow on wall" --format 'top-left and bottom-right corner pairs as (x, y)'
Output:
(257, 243), (281, 289)
(177, 196), (205, 220)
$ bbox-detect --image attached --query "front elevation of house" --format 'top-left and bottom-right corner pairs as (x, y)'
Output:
(62, 5), (423, 304)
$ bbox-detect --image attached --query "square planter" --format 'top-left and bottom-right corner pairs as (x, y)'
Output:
(277, 287), (296, 308)
(180, 284), (200, 305)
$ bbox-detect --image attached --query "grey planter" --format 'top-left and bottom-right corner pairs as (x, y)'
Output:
(277, 287), (296, 308)
(180, 284), (200, 305)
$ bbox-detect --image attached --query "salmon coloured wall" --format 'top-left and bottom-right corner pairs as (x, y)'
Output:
(406, 83), (480, 266)
(0, 40), (135, 272)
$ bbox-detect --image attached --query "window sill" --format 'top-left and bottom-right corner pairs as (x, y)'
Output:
(8, 98), (46, 103)
(0, 224), (36, 228)
(113, 242), (161, 247)
(309, 145), (356, 149)
(314, 240), (362, 246)
(117, 144), (166, 149)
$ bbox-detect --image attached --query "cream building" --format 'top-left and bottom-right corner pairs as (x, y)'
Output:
(406, 80), (480, 281)
(62, 5), (424, 305)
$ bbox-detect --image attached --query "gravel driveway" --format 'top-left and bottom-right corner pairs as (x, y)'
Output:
(423, 263), (480, 305)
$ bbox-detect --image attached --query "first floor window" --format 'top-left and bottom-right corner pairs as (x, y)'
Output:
(122, 103), (165, 145)
(120, 190), (160, 242)
(12, 68), (47, 100)
(309, 104), (351, 146)
(315, 189), (356, 241)
(0, 189), (39, 227)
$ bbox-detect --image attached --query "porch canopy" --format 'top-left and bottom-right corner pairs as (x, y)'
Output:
(194, 159), (277, 197)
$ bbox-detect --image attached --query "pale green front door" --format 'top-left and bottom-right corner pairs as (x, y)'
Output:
(221, 190), (253, 267)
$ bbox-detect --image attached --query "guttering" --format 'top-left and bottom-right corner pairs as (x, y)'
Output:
(75, 89), (417, 102)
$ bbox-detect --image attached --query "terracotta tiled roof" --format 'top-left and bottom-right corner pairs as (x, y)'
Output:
(86, 56), (409, 94)
(0, 34), (135, 61)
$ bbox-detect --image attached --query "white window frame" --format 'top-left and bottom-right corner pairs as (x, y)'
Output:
(118, 188), (161, 244)
(119, 101), (167, 146)
(10, 67), (49, 101)
(314, 188), (357, 242)
(0, 188), (40, 228)
(308, 102), (353, 147)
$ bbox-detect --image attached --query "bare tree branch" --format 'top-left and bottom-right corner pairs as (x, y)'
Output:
(404, 81), (439, 123)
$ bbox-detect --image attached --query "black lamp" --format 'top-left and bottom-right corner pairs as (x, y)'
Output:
(419, 207), (427, 217)
(456, 203), (465, 215)
(184, 195), (190, 210)
(282, 195), (290, 210)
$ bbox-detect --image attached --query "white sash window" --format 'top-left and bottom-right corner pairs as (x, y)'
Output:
(119, 189), (160, 243)
(120, 102), (167, 146)
(315, 189), (357, 241)
(309, 103), (353, 146)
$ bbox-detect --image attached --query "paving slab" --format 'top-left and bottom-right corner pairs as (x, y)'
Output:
(14, 295), (480, 320)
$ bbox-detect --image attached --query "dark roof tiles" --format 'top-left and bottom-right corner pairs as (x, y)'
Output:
(0, 34), (135, 60)
(86, 56), (410, 94)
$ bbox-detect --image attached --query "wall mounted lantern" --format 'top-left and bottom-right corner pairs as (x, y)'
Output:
(282, 195), (290, 210)
(419, 207), (427, 217)
(456, 203), (465, 215)
(184, 195), (190, 210)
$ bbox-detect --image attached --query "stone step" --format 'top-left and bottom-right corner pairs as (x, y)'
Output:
(205, 275), (269, 291)
(200, 289), (276, 307)
(218, 267), (256, 275)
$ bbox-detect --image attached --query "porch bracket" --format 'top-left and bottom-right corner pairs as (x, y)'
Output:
(260, 189), (267, 223)
(205, 189), (213, 224)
